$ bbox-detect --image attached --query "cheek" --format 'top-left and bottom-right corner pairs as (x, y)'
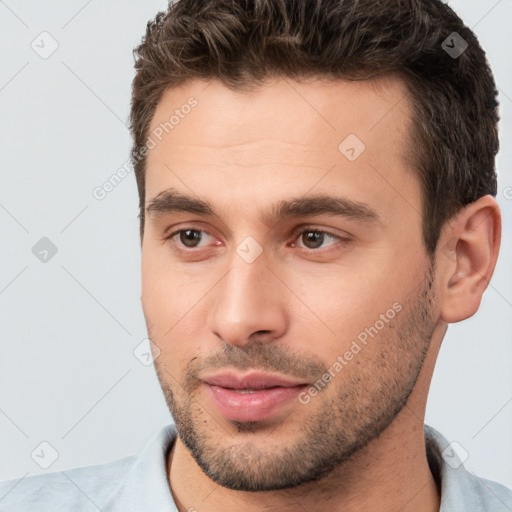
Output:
(141, 248), (210, 363)
(141, 244), (185, 341)
(292, 264), (396, 340)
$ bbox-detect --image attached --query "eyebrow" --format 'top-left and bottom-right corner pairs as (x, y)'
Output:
(145, 187), (381, 226)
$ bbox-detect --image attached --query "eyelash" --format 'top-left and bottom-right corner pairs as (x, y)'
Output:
(163, 225), (351, 253)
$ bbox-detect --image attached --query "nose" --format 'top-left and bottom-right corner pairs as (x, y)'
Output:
(206, 247), (288, 347)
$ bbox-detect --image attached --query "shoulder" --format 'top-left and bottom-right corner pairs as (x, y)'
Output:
(0, 424), (177, 512)
(424, 424), (512, 511)
(459, 469), (512, 510)
(0, 454), (136, 512)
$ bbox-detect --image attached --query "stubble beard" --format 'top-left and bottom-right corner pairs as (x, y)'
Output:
(153, 265), (436, 492)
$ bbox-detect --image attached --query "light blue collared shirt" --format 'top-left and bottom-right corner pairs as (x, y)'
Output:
(1, 423), (511, 511)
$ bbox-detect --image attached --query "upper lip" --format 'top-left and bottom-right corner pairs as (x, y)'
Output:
(202, 371), (308, 390)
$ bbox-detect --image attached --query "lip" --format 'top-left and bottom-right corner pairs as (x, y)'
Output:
(201, 371), (309, 422)
(201, 371), (307, 390)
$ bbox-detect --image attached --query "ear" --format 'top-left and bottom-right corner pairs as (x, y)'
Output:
(437, 195), (501, 324)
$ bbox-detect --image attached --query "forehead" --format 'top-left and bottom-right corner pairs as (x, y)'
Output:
(147, 75), (412, 157)
(144, 75), (419, 227)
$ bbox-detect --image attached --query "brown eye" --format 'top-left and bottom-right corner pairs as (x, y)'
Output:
(293, 228), (343, 251)
(301, 231), (326, 249)
(165, 227), (217, 251)
(179, 229), (203, 247)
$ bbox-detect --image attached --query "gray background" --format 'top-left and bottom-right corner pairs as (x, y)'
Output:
(1, 0), (511, 489)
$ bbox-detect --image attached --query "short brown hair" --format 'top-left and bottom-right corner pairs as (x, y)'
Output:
(129, 0), (499, 256)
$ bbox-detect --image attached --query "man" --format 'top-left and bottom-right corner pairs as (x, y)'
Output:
(1, 0), (511, 510)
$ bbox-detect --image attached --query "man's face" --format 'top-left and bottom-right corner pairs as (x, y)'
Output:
(141, 76), (438, 491)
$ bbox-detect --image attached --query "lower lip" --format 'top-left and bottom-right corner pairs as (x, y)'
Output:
(203, 383), (307, 422)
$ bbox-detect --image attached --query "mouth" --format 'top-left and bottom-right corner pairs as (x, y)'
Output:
(201, 371), (309, 422)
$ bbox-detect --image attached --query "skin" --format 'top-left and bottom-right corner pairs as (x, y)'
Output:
(140, 76), (501, 512)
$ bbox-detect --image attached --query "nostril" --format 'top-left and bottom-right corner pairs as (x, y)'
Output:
(255, 330), (271, 335)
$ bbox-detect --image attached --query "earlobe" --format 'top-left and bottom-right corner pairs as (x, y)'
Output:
(438, 195), (501, 324)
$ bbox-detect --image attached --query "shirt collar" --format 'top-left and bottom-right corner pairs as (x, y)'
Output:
(126, 423), (178, 512)
(423, 423), (504, 510)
